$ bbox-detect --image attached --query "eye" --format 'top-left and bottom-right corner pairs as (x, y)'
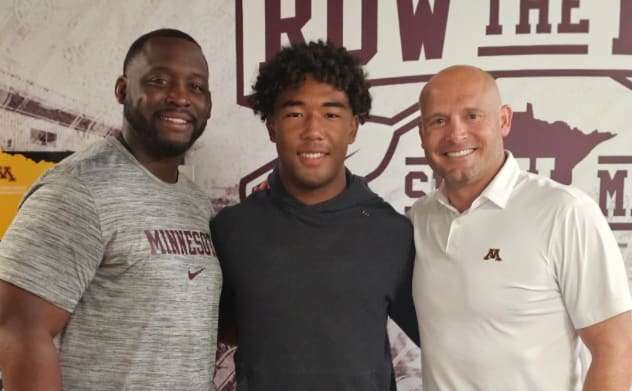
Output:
(325, 112), (340, 119)
(190, 83), (207, 93)
(148, 76), (169, 86)
(285, 112), (303, 118)
(467, 112), (482, 120)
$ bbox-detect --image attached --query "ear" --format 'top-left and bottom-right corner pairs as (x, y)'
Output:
(266, 119), (277, 143)
(418, 118), (425, 146)
(204, 91), (212, 119)
(499, 104), (513, 137)
(348, 115), (360, 144)
(114, 76), (127, 104)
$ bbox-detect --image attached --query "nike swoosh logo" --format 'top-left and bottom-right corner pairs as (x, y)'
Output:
(188, 267), (206, 280)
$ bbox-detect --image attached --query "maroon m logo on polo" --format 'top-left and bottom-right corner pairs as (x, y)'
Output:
(483, 248), (502, 262)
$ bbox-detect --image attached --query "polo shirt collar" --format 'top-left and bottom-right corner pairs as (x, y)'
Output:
(433, 151), (522, 211)
(480, 151), (521, 209)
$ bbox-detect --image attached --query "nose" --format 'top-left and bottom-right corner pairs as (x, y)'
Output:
(166, 81), (191, 107)
(445, 117), (467, 142)
(301, 113), (324, 140)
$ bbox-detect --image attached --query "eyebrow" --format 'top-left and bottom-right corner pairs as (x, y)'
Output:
(279, 99), (304, 108)
(147, 66), (208, 79)
(279, 100), (348, 109)
(322, 101), (347, 109)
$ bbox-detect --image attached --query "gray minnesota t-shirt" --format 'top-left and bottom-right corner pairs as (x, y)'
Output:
(0, 137), (221, 390)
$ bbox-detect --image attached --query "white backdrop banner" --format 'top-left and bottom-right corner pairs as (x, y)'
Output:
(0, 1), (631, 390)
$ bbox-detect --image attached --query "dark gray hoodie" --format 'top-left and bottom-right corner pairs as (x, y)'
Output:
(211, 168), (418, 391)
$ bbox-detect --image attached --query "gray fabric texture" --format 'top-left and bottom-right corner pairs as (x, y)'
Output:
(0, 137), (221, 390)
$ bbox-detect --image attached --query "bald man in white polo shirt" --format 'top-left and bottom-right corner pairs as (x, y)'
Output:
(410, 65), (632, 391)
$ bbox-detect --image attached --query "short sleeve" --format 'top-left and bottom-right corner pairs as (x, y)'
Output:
(553, 195), (632, 329)
(0, 174), (104, 312)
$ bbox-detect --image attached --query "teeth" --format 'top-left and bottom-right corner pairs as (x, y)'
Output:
(300, 152), (325, 159)
(446, 149), (474, 157)
(161, 116), (188, 124)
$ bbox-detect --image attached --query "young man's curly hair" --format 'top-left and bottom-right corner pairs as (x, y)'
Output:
(249, 40), (372, 123)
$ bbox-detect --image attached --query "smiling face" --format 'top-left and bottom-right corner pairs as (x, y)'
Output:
(266, 76), (359, 205)
(419, 66), (512, 205)
(115, 36), (211, 158)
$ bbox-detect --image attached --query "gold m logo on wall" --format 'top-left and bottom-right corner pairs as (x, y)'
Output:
(0, 150), (57, 239)
(483, 248), (502, 262)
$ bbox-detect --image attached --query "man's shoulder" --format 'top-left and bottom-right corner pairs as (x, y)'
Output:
(518, 171), (593, 205)
(370, 199), (411, 222)
(213, 191), (271, 224)
(357, 198), (413, 240)
(212, 202), (241, 223)
(28, 146), (110, 198)
(409, 192), (437, 216)
(46, 138), (124, 178)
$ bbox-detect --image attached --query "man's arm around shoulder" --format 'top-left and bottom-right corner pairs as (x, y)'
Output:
(0, 280), (70, 391)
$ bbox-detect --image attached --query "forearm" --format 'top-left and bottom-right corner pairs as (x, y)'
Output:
(0, 332), (62, 391)
(582, 352), (632, 391)
(578, 311), (632, 391)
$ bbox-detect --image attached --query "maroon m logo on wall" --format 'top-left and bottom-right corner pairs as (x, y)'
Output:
(0, 166), (15, 182)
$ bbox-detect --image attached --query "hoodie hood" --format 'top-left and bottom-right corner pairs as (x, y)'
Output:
(266, 167), (383, 218)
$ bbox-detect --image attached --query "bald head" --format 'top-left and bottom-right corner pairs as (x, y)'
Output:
(420, 65), (501, 117)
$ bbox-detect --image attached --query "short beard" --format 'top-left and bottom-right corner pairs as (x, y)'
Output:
(123, 100), (207, 158)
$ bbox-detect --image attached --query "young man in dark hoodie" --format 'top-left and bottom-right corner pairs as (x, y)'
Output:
(210, 40), (418, 390)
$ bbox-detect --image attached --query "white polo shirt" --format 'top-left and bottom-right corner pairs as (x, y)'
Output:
(410, 152), (631, 391)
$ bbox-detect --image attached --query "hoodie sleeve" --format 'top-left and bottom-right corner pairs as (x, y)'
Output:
(210, 213), (238, 345)
(388, 238), (420, 345)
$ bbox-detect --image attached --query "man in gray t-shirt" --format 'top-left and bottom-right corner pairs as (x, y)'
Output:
(0, 28), (221, 391)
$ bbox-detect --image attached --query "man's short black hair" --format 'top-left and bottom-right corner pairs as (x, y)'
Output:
(249, 40), (372, 124)
(123, 28), (201, 74)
